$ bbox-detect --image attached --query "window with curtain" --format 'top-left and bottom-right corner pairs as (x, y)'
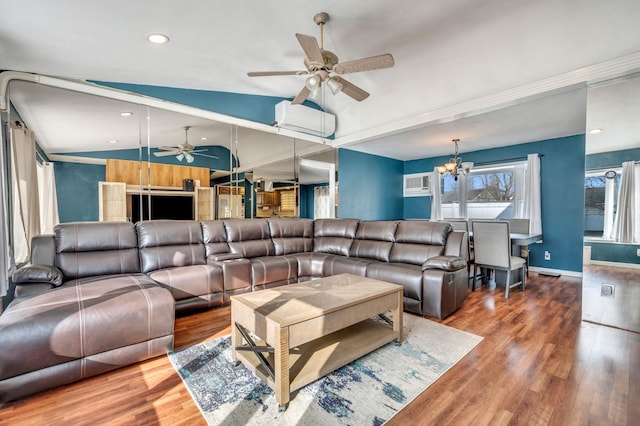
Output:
(441, 161), (527, 219)
(584, 168), (621, 239)
(314, 185), (331, 219)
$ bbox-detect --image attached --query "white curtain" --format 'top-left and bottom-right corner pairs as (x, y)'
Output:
(37, 162), (59, 233)
(523, 153), (542, 234)
(430, 168), (442, 220)
(10, 123), (40, 264)
(314, 185), (331, 219)
(611, 161), (639, 243)
(0, 122), (10, 298)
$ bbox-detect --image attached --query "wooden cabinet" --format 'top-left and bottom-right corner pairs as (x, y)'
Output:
(195, 187), (214, 220)
(105, 159), (210, 187)
(257, 191), (280, 206)
(99, 182), (127, 221)
(98, 182), (214, 221)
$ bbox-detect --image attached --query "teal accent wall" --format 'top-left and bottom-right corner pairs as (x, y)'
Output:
(338, 149), (403, 220)
(585, 147), (640, 170)
(585, 241), (640, 264)
(584, 147), (640, 264)
(54, 162), (105, 222)
(404, 135), (586, 273)
(92, 81), (330, 135)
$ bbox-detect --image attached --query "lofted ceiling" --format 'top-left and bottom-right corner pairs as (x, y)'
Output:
(2, 0), (640, 166)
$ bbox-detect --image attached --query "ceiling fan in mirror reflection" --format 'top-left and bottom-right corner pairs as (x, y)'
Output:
(153, 126), (219, 163)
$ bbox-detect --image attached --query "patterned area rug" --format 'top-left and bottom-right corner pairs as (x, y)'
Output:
(169, 314), (482, 425)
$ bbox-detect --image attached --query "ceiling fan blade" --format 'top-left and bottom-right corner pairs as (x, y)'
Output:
(158, 146), (179, 151)
(332, 77), (370, 102)
(291, 86), (312, 105)
(153, 150), (180, 157)
(193, 153), (220, 160)
(333, 53), (395, 75)
(295, 33), (324, 68)
(247, 70), (307, 77)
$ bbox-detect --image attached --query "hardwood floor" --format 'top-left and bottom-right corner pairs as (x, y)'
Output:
(582, 264), (640, 333)
(1, 272), (638, 425)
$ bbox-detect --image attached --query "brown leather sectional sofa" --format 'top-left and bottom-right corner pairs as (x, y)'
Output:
(0, 217), (468, 403)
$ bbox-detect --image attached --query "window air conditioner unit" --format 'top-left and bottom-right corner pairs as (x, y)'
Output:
(275, 101), (336, 137)
(403, 172), (432, 197)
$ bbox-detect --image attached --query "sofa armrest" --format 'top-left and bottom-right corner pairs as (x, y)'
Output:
(12, 264), (64, 287)
(207, 253), (245, 262)
(422, 256), (467, 272)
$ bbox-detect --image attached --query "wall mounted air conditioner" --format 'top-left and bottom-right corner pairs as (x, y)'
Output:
(403, 172), (432, 197)
(275, 101), (336, 137)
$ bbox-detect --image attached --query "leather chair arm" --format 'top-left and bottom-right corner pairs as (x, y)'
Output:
(12, 264), (64, 287)
(422, 255), (467, 272)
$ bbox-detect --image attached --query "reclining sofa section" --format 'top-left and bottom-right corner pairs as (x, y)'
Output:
(0, 217), (467, 403)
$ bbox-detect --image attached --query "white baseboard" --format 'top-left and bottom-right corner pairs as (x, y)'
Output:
(529, 266), (583, 278)
(587, 260), (640, 270)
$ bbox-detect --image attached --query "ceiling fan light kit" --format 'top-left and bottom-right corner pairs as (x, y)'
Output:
(152, 126), (219, 163)
(247, 12), (394, 105)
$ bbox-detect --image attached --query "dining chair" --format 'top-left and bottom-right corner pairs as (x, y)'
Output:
(506, 218), (531, 274)
(471, 220), (526, 298)
(442, 219), (475, 286)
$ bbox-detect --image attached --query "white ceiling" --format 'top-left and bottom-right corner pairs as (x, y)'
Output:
(3, 0), (640, 165)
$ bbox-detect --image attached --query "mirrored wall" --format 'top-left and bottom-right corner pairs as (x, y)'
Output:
(5, 76), (338, 223)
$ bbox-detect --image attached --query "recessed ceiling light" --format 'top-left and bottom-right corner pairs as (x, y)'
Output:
(200, 137), (208, 141)
(119, 111), (133, 117)
(108, 140), (118, 144)
(147, 33), (170, 44)
(589, 128), (603, 134)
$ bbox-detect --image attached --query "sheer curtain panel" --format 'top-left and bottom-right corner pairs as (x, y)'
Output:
(611, 161), (639, 243)
(523, 154), (542, 234)
(430, 168), (442, 220)
(10, 123), (40, 264)
(314, 186), (332, 219)
(37, 162), (59, 233)
(0, 121), (10, 298)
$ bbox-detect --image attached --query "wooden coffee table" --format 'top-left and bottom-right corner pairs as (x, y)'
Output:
(230, 273), (403, 410)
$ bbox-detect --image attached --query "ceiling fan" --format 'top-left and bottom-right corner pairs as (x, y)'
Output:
(153, 126), (219, 163)
(247, 12), (394, 105)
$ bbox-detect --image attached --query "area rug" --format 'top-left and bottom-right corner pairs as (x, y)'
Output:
(169, 314), (482, 425)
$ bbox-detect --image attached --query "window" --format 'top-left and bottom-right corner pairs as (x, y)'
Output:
(584, 169), (621, 239)
(441, 162), (527, 219)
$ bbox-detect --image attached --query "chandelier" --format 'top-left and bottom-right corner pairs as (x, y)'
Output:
(436, 138), (473, 180)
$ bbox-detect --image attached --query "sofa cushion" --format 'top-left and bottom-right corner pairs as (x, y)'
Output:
(200, 220), (230, 256)
(366, 262), (424, 301)
(350, 220), (398, 262)
(313, 218), (359, 256)
(137, 220), (206, 273)
(268, 218), (314, 255)
(55, 222), (140, 280)
(148, 264), (223, 301)
(224, 219), (275, 258)
(0, 273), (174, 382)
(289, 252), (331, 278)
(250, 256), (298, 286)
(389, 221), (451, 265)
(322, 256), (371, 277)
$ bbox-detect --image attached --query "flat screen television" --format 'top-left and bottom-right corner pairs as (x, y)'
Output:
(131, 194), (194, 222)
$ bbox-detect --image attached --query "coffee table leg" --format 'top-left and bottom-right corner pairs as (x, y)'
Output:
(231, 317), (241, 363)
(395, 290), (403, 343)
(274, 326), (290, 410)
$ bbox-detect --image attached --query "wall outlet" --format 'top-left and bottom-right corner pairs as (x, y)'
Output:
(544, 251), (551, 261)
(601, 283), (615, 297)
